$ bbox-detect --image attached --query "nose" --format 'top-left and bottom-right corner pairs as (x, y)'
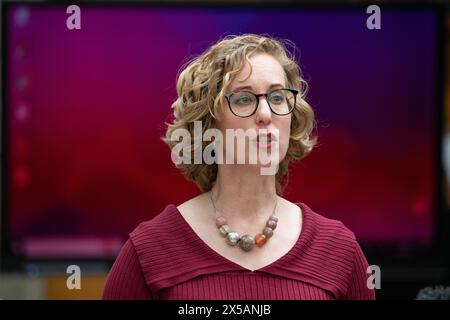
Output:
(255, 96), (272, 125)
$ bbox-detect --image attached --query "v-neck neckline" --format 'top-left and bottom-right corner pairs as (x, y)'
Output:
(170, 201), (308, 273)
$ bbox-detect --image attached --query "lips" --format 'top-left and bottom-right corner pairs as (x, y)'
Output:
(256, 132), (277, 143)
(253, 132), (278, 150)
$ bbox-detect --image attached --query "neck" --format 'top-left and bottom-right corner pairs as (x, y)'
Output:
(210, 164), (278, 224)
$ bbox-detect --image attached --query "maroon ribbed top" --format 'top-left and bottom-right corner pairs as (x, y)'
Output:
(102, 202), (376, 300)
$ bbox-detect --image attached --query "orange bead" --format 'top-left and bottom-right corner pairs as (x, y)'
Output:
(255, 234), (267, 247)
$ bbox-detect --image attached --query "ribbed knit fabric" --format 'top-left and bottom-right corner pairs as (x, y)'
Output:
(102, 202), (376, 300)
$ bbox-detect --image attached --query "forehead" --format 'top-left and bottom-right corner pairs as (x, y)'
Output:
(230, 53), (286, 91)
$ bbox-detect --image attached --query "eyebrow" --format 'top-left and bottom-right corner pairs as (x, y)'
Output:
(231, 83), (285, 91)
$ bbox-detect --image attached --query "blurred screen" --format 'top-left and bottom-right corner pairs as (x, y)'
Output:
(4, 4), (438, 258)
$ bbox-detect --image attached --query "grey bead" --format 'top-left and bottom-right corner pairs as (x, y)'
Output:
(226, 232), (240, 246)
(239, 234), (255, 251)
(263, 227), (274, 238)
(266, 219), (277, 230)
(269, 215), (279, 223)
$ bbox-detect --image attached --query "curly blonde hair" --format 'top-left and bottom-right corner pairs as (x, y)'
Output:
(162, 33), (317, 195)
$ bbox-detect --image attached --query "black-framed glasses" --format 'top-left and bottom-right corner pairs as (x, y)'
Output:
(224, 88), (298, 118)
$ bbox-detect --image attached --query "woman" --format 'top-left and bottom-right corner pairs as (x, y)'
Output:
(102, 34), (376, 300)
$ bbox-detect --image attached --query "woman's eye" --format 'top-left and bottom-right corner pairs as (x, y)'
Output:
(235, 96), (253, 105)
(269, 94), (284, 104)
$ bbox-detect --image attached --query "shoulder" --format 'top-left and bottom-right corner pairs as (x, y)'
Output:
(128, 203), (185, 270)
(300, 202), (358, 251)
(292, 202), (369, 298)
(300, 204), (376, 299)
(126, 203), (211, 293)
(103, 205), (180, 299)
(128, 203), (180, 251)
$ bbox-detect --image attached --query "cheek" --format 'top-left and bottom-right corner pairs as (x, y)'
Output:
(280, 117), (292, 147)
(219, 106), (254, 131)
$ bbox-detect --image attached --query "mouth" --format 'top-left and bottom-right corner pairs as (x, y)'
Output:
(254, 132), (277, 148)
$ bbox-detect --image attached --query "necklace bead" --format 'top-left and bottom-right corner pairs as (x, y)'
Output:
(226, 232), (240, 246)
(215, 216), (227, 228)
(255, 234), (267, 247)
(262, 227), (274, 238)
(239, 234), (255, 251)
(266, 219), (277, 230)
(219, 224), (230, 236)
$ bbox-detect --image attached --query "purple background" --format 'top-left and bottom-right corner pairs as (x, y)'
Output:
(5, 4), (438, 257)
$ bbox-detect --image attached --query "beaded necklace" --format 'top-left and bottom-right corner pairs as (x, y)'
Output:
(209, 191), (278, 252)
